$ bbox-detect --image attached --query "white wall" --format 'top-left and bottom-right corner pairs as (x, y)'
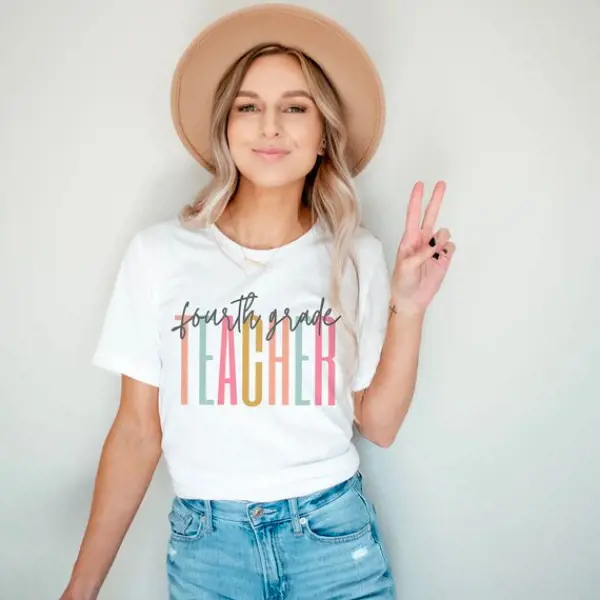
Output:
(1, 0), (598, 598)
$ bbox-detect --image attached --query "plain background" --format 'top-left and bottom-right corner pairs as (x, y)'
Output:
(1, 0), (599, 598)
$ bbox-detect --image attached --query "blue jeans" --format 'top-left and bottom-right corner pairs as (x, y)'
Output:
(166, 470), (396, 599)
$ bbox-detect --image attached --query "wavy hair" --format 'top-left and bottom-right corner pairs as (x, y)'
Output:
(178, 43), (364, 385)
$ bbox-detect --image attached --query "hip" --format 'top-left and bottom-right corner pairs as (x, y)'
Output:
(166, 469), (396, 599)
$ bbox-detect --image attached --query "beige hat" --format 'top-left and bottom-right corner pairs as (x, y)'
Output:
(170, 3), (385, 177)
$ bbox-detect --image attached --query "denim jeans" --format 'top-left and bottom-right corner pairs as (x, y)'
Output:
(166, 470), (396, 599)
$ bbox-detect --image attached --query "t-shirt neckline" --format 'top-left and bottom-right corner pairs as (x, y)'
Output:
(209, 218), (322, 263)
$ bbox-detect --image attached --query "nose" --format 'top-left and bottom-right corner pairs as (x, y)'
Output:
(259, 106), (281, 139)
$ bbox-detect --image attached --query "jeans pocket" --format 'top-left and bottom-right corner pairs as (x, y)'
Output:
(302, 484), (372, 544)
(354, 487), (396, 584)
(168, 497), (207, 543)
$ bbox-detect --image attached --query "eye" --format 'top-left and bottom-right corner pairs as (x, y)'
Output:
(237, 103), (258, 113)
(284, 105), (307, 113)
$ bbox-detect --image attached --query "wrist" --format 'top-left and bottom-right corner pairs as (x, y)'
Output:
(64, 577), (101, 600)
(389, 299), (426, 321)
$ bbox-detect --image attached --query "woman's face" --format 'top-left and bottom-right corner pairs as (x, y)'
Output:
(226, 53), (325, 189)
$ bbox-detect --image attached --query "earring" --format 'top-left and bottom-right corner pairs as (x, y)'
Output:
(319, 138), (326, 155)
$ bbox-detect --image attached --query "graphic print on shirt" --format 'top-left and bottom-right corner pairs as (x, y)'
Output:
(172, 291), (342, 407)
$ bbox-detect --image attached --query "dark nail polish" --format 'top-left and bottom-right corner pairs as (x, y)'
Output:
(433, 252), (440, 260)
(429, 237), (436, 247)
(442, 248), (448, 254)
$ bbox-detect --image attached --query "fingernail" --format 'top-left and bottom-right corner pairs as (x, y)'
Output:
(429, 237), (436, 247)
(433, 252), (440, 260)
(442, 248), (448, 254)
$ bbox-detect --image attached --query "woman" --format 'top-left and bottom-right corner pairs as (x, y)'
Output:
(62, 5), (454, 600)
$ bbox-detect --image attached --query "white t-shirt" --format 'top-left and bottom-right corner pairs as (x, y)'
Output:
(92, 217), (390, 501)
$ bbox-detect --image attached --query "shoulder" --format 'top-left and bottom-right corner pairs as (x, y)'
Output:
(133, 217), (182, 251)
(351, 224), (386, 263)
(120, 218), (189, 283)
(132, 216), (212, 258)
(336, 224), (389, 289)
(352, 226), (390, 298)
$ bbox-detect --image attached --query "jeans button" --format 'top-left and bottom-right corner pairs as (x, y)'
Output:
(252, 506), (264, 518)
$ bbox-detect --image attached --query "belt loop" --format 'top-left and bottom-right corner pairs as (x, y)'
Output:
(288, 496), (303, 535)
(203, 499), (214, 533)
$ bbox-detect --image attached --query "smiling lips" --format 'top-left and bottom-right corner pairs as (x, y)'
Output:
(252, 147), (290, 161)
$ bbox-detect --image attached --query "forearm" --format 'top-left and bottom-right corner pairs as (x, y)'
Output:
(64, 425), (161, 599)
(359, 306), (425, 447)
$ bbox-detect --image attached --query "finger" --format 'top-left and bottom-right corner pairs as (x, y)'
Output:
(437, 241), (456, 261)
(410, 228), (451, 266)
(405, 182), (424, 235)
(421, 181), (446, 233)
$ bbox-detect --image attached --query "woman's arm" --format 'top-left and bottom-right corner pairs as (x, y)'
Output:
(60, 376), (162, 600)
(353, 305), (425, 448)
(353, 181), (454, 447)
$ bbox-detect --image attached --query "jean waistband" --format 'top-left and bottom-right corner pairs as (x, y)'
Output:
(175, 470), (363, 526)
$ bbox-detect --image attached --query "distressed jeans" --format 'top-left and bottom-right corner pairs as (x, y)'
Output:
(166, 469), (396, 599)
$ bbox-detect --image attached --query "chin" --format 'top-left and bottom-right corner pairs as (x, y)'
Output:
(236, 164), (308, 188)
(244, 172), (299, 188)
(236, 158), (318, 189)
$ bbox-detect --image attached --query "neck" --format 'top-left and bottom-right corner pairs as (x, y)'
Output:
(219, 176), (314, 250)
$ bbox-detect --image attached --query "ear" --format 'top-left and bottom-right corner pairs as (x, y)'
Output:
(318, 137), (326, 156)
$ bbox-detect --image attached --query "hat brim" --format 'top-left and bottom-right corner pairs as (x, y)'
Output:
(171, 3), (385, 177)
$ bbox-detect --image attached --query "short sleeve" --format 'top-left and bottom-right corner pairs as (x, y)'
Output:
(92, 233), (161, 387)
(351, 242), (391, 392)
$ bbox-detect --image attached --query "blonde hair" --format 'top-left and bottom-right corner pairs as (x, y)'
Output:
(179, 43), (364, 384)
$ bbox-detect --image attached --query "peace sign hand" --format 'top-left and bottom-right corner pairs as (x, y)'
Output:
(390, 181), (456, 316)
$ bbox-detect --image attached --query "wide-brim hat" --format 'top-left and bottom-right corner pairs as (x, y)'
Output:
(170, 3), (385, 177)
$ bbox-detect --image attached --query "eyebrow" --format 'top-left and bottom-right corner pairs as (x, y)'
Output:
(236, 90), (314, 100)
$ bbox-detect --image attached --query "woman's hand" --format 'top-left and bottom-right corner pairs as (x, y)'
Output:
(390, 181), (455, 316)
